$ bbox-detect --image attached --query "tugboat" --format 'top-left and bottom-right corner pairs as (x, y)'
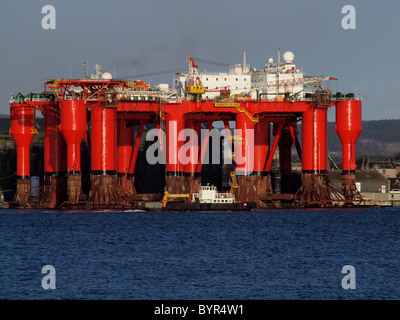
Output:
(192, 184), (235, 204)
(161, 183), (256, 211)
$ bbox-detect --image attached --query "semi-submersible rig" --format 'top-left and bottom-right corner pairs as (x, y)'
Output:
(8, 51), (362, 210)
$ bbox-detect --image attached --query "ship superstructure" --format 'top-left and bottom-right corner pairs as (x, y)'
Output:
(173, 50), (334, 102)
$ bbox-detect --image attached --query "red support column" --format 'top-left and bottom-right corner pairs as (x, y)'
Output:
(10, 105), (36, 205)
(251, 121), (272, 204)
(89, 103), (120, 206)
(91, 105), (116, 173)
(61, 100), (86, 173)
(335, 99), (362, 204)
(315, 109), (328, 173)
(254, 121), (270, 174)
(183, 119), (200, 197)
(165, 110), (185, 194)
(298, 107), (331, 205)
(117, 117), (134, 193)
(301, 109), (313, 174)
(43, 111), (67, 208)
(235, 113), (254, 175)
(60, 99), (87, 205)
(234, 113), (256, 203)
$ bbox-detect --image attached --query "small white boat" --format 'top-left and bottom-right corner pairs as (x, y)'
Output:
(192, 184), (235, 204)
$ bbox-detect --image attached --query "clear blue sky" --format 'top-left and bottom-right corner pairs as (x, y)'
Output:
(0, 0), (398, 121)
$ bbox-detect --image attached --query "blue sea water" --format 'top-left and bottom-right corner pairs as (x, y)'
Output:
(0, 207), (400, 300)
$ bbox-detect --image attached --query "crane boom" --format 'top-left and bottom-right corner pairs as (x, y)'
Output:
(185, 54), (205, 97)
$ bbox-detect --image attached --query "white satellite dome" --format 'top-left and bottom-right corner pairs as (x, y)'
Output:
(101, 72), (113, 80)
(283, 51), (294, 64)
(268, 58), (274, 64)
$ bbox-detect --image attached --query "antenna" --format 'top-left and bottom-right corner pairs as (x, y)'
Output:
(243, 50), (246, 73)
(94, 64), (101, 78)
(83, 61), (87, 79)
(278, 48), (281, 66)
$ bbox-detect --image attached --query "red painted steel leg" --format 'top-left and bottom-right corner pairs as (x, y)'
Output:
(89, 104), (121, 207)
(43, 111), (67, 208)
(10, 105), (36, 206)
(165, 111), (185, 194)
(298, 107), (331, 206)
(235, 113), (257, 203)
(251, 120), (272, 205)
(117, 117), (134, 194)
(335, 100), (362, 204)
(60, 99), (87, 205)
(184, 119), (200, 197)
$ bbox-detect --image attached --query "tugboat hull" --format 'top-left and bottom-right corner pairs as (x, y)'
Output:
(162, 201), (256, 211)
